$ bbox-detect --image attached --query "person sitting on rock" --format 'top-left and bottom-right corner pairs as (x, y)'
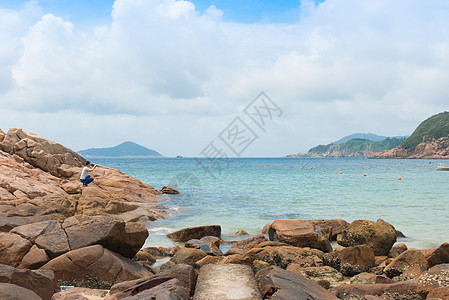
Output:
(80, 161), (96, 187)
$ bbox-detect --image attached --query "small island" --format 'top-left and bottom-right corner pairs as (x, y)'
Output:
(78, 141), (163, 158)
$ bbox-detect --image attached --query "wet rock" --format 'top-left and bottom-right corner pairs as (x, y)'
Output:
(427, 242), (449, 268)
(287, 264), (345, 287)
(417, 263), (449, 298)
(268, 220), (333, 252)
(337, 219), (397, 256)
(18, 244), (49, 269)
(0, 264), (58, 300)
(160, 186), (180, 194)
(0, 283), (41, 300)
(384, 249), (429, 278)
(0, 232), (32, 267)
(324, 245), (376, 276)
(256, 266), (338, 299)
(167, 225), (221, 242)
(245, 245), (324, 269)
(235, 229), (249, 235)
(40, 245), (153, 285)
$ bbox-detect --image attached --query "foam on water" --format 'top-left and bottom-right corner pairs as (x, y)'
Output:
(93, 157), (449, 249)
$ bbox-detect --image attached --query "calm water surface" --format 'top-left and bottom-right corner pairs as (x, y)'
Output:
(93, 157), (449, 249)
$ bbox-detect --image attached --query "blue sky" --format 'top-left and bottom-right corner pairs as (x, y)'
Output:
(1, 0), (449, 157)
(1, 0), (313, 24)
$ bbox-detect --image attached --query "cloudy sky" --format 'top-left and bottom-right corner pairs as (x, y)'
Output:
(1, 0), (448, 157)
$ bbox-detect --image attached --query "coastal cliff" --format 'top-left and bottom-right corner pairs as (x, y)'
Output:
(371, 111), (449, 159)
(0, 128), (166, 225)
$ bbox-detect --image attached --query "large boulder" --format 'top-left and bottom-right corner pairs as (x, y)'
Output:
(40, 245), (153, 285)
(229, 234), (268, 253)
(324, 245), (376, 276)
(0, 283), (41, 300)
(0, 128), (86, 177)
(11, 220), (70, 258)
(337, 219), (396, 256)
(0, 264), (58, 300)
(417, 263), (449, 298)
(268, 220), (333, 252)
(0, 232), (32, 267)
(167, 225), (221, 242)
(170, 248), (207, 268)
(427, 242), (449, 268)
(245, 245), (324, 269)
(256, 266), (338, 299)
(383, 249), (429, 278)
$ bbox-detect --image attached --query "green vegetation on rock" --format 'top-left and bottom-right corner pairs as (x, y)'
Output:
(400, 111), (449, 150)
(308, 137), (405, 156)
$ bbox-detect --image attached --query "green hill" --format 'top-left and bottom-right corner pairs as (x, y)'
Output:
(334, 133), (388, 144)
(78, 141), (163, 158)
(307, 137), (405, 156)
(400, 111), (449, 150)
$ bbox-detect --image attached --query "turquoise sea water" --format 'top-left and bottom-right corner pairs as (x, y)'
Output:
(92, 157), (449, 249)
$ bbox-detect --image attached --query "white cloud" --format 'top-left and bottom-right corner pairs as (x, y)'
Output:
(1, 0), (449, 156)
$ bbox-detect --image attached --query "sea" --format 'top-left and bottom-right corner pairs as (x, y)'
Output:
(92, 157), (449, 250)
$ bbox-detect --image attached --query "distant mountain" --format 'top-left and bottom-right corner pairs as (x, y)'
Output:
(287, 136), (405, 158)
(78, 141), (163, 158)
(372, 111), (449, 159)
(334, 133), (388, 144)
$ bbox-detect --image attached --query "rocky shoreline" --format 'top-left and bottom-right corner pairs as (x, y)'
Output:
(1, 128), (449, 299)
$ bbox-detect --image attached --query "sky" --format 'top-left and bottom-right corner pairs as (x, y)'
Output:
(0, 0), (448, 157)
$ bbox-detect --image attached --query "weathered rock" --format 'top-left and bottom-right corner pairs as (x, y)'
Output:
(133, 251), (156, 265)
(0, 283), (41, 300)
(268, 220), (333, 252)
(349, 272), (393, 285)
(388, 243), (408, 258)
(384, 249), (429, 278)
(10, 220), (70, 258)
(40, 245), (153, 285)
(0, 232), (32, 267)
(230, 234), (268, 253)
(108, 264), (195, 299)
(0, 128), (85, 177)
(324, 245), (376, 276)
(170, 247), (207, 267)
(427, 286), (449, 299)
(417, 263), (449, 298)
(185, 236), (222, 256)
(61, 181), (82, 194)
(62, 215), (148, 258)
(246, 245), (324, 269)
(160, 186), (180, 194)
(332, 281), (419, 299)
(167, 225), (221, 242)
(51, 287), (109, 300)
(194, 264), (262, 300)
(427, 242), (449, 268)
(0, 264), (58, 300)
(18, 244), (49, 269)
(116, 278), (190, 300)
(140, 246), (177, 258)
(287, 264), (345, 287)
(256, 266), (338, 299)
(337, 219), (397, 256)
